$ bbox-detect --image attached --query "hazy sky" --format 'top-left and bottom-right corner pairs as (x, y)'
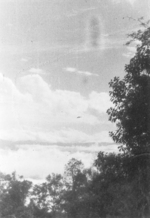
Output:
(0, 0), (150, 181)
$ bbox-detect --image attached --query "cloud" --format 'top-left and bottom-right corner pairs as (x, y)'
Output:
(123, 44), (138, 58)
(0, 67), (116, 184)
(21, 58), (28, 62)
(0, 144), (70, 178)
(65, 7), (96, 18)
(0, 141), (118, 179)
(112, 0), (136, 5)
(89, 91), (112, 113)
(65, 67), (99, 77)
(28, 68), (44, 74)
(0, 73), (112, 142)
(126, 0), (136, 5)
(0, 127), (112, 144)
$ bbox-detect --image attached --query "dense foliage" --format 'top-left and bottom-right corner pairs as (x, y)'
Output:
(107, 18), (150, 218)
(107, 19), (150, 155)
(0, 152), (149, 218)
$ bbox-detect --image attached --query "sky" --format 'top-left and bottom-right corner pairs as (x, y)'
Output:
(0, 0), (150, 181)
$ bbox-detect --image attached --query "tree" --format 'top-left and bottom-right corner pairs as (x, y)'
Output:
(91, 151), (144, 218)
(107, 18), (150, 217)
(46, 173), (64, 217)
(0, 172), (33, 218)
(31, 173), (63, 218)
(62, 158), (88, 218)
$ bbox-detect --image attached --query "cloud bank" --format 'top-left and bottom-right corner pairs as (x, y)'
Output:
(0, 72), (116, 179)
(0, 142), (118, 180)
(0, 72), (112, 142)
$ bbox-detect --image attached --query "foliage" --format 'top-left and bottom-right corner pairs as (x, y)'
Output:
(0, 172), (33, 218)
(107, 18), (150, 155)
(62, 158), (88, 218)
(31, 173), (64, 218)
(107, 18), (150, 217)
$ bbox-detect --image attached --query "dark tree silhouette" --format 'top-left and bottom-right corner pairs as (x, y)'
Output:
(107, 18), (150, 218)
(0, 172), (33, 218)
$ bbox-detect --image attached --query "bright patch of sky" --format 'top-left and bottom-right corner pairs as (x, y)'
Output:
(0, 0), (149, 180)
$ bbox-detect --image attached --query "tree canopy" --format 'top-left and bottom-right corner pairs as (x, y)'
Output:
(107, 18), (150, 218)
(107, 18), (150, 155)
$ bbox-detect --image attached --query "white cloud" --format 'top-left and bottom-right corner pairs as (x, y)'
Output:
(29, 68), (44, 74)
(112, 0), (136, 5)
(0, 145), (69, 178)
(122, 51), (134, 58)
(0, 128), (112, 144)
(89, 91), (112, 113)
(126, 0), (136, 5)
(123, 44), (138, 58)
(21, 58), (28, 62)
(0, 141), (117, 180)
(0, 73), (112, 142)
(65, 67), (99, 77)
(65, 7), (96, 18)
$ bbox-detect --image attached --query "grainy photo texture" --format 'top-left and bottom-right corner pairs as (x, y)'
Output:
(0, 0), (150, 218)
